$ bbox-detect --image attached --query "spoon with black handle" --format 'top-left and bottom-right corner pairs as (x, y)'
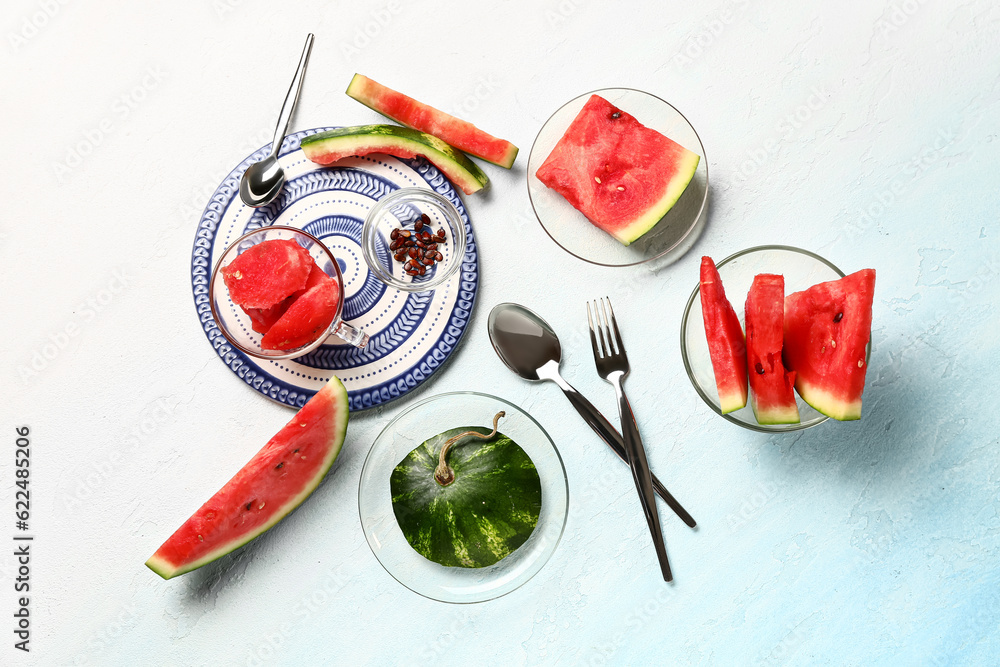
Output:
(487, 303), (696, 529)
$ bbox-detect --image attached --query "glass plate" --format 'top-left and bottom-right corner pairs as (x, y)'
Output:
(526, 88), (709, 267)
(680, 245), (871, 433)
(358, 392), (569, 603)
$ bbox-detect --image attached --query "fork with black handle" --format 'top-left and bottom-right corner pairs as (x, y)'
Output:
(587, 298), (672, 582)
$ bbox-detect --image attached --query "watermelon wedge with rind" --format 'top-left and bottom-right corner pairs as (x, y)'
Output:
(260, 276), (341, 351)
(300, 125), (489, 195)
(536, 95), (700, 246)
(699, 256), (748, 414)
(745, 274), (799, 425)
(346, 74), (518, 169)
(146, 376), (350, 580)
(222, 239), (312, 309)
(783, 269), (875, 421)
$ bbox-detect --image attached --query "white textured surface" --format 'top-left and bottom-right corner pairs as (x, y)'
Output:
(2, 1), (998, 665)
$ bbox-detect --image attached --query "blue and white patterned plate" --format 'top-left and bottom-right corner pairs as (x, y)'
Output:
(190, 128), (479, 411)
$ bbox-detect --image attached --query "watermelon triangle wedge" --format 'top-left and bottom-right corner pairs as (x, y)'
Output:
(146, 377), (349, 579)
(783, 269), (875, 421)
(699, 256), (748, 414)
(745, 274), (800, 425)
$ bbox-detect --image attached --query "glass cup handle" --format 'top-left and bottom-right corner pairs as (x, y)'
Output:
(333, 320), (369, 348)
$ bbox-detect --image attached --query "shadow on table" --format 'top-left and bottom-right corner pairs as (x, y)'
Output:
(752, 356), (936, 483)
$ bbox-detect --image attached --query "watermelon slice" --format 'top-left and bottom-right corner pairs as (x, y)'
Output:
(346, 74), (519, 169)
(222, 239), (312, 309)
(146, 376), (350, 579)
(260, 276), (341, 351)
(535, 94), (700, 245)
(301, 125), (489, 195)
(242, 261), (329, 334)
(745, 274), (799, 425)
(699, 257), (748, 414)
(784, 269), (875, 421)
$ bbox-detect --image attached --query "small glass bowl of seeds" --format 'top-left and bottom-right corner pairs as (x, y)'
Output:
(361, 188), (468, 292)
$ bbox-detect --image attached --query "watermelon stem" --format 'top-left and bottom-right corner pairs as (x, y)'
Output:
(433, 411), (505, 486)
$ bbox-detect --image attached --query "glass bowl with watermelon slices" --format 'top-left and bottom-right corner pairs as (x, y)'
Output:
(527, 88), (709, 267)
(358, 391), (569, 603)
(361, 188), (467, 292)
(680, 245), (873, 433)
(209, 226), (368, 360)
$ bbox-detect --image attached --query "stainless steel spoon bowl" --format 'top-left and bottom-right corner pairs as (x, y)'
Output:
(239, 34), (314, 208)
(487, 302), (696, 528)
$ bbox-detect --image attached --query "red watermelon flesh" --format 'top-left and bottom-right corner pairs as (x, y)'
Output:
(745, 274), (799, 425)
(699, 256), (748, 414)
(260, 276), (341, 351)
(146, 376), (350, 579)
(346, 74), (519, 169)
(783, 269), (875, 421)
(535, 94), (700, 246)
(222, 239), (312, 309)
(243, 261), (329, 334)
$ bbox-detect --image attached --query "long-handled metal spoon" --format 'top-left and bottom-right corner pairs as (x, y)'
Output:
(487, 303), (696, 528)
(239, 34), (314, 208)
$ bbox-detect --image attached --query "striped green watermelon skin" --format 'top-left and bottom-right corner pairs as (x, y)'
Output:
(390, 427), (541, 568)
(300, 125), (489, 195)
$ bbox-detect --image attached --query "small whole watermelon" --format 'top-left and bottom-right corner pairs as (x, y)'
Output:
(390, 424), (541, 569)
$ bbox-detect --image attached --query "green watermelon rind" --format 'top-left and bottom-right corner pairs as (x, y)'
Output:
(750, 392), (802, 425)
(615, 150), (701, 245)
(389, 427), (541, 569)
(300, 125), (490, 195)
(795, 381), (863, 421)
(145, 377), (350, 580)
(346, 74), (519, 169)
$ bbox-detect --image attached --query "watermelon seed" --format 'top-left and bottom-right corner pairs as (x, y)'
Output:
(611, 111), (621, 119)
(293, 449), (299, 453)
(755, 362), (764, 375)
(595, 176), (602, 184)
(420, 213), (430, 224)
(275, 462), (285, 470)
(415, 219), (424, 232)
(245, 502), (253, 511)
(198, 535), (203, 541)
(858, 359), (864, 367)
(390, 228), (400, 240)
(617, 186), (625, 191)
(259, 503), (265, 510)
(834, 312), (843, 322)
(831, 340), (836, 348)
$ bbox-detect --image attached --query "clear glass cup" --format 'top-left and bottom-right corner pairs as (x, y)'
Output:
(361, 188), (467, 292)
(209, 226), (368, 360)
(680, 245), (869, 433)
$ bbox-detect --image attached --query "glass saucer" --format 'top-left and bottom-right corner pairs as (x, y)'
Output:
(358, 392), (569, 603)
(526, 87), (708, 267)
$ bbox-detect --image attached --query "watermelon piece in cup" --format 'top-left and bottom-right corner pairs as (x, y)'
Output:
(221, 239), (312, 309)
(745, 274), (799, 425)
(260, 276), (342, 351)
(242, 261), (329, 335)
(783, 269), (875, 421)
(699, 257), (748, 414)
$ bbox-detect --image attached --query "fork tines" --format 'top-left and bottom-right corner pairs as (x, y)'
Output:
(587, 297), (623, 360)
